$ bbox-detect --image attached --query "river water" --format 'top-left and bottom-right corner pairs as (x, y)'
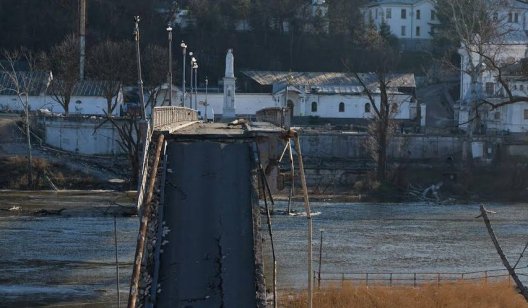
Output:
(0, 215), (138, 306)
(1, 202), (528, 305)
(265, 201), (528, 288)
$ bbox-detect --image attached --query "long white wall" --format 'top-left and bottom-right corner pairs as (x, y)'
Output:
(191, 91), (416, 120)
(40, 116), (123, 155)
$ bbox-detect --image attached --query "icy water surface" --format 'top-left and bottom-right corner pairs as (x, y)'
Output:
(0, 215), (138, 306)
(265, 201), (528, 288)
(2, 201), (528, 305)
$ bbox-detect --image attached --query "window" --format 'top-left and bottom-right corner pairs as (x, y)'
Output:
(386, 8), (392, 19)
(521, 84), (525, 91)
(339, 102), (345, 112)
(508, 12), (513, 22)
(493, 12), (498, 21)
(431, 10), (436, 20)
(416, 9), (421, 19)
(515, 12), (519, 23)
(401, 26), (406, 36)
(485, 82), (495, 95)
(494, 112), (501, 120)
(401, 9), (406, 19)
(514, 84), (518, 90)
(311, 101), (318, 112)
(416, 26), (421, 36)
(391, 103), (398, 113)
(364, 103), (371, 113)
(524, 109), (528, 119)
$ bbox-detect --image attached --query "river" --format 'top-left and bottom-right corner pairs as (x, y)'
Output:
(1, 201), (528, 305)
(265, 201), (528, 288)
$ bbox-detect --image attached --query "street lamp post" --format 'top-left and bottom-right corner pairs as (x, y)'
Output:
(167, 25), (173, 106)
(180, 41), (187, 107)
(205, 76), (208, 121)
(189, 54), (195, 109)
(193, 61), (198, 110)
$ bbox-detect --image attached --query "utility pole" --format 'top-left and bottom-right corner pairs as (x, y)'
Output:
(79, 0), (86, 80)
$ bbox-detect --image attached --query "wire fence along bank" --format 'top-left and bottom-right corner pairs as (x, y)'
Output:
(314, 266), (528, 288)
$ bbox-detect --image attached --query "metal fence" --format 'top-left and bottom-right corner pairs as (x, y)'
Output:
(152, 106), (198, 129)
(314, 266), (528, 288)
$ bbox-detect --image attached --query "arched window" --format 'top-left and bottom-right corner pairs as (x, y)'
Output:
(339, 102), (345, 112)
(391, 103), (398, 113)
(364, 103), (371, 113)
(311, 101), (318, 112)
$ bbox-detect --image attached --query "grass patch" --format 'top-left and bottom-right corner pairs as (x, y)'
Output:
(0, 156), (103, 190)
(283, 281), (528, 307)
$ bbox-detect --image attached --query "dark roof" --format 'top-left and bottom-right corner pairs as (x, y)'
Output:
(241, 71), (416, 94)
(0, 71), (52, 96)
(0, 71), (119, 97)
(48, 79), (119, 97)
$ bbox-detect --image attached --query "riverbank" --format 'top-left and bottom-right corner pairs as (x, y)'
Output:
(0, 190), (136, 217)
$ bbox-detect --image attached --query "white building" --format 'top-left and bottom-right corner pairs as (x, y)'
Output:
(240, 71), (421, 124)
(457, 0), (528, 133)
(362, 0), (439, 49)
(0, 71), (123, 116)
(183, 49), (422, 125)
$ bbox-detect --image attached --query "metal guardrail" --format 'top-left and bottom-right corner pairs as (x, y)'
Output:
(314, 266), (528, 288)
(152, 106), (198, 129)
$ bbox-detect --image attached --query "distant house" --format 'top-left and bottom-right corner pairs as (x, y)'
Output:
(0, 71), (53, 112)
(457, 0), (528, 133)
(362, 0), (439, 50)
(0, 71), (123, 116)
(239, 70), (421, 125)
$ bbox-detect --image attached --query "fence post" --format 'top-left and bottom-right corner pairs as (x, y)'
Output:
(341, 273), (344, 287)
(485, 271), (488, 284)
(414, 273), (417, 287)
(461, 273), (464, 281)
(437, 273), (440, 287)
(366, 273), (369, 287)
(389, 273), (392, 287)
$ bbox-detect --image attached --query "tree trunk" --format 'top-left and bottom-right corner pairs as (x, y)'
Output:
(479, 205), (528, 302)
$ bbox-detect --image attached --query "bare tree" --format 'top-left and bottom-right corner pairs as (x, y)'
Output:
(87, 40), (135, 116)
(40, 34), (79, 115)
(346, 25), (403, 182)
(436, 0), (526, 133)
(142, 44), (169, 111)
(0, 49), (49, 188)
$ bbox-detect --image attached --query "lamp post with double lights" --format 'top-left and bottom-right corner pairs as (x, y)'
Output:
(180, 41), (187, 107)
(167, 25), (173, 106)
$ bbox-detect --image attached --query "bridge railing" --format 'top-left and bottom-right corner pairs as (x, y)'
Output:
(152, 106), (198, 129)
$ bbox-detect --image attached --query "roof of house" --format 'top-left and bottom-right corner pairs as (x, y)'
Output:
(241, 71), (416, 94)
(48, 80), (120, 97)
(0, 71), (52, 96)
(0, 71), (120, 97)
